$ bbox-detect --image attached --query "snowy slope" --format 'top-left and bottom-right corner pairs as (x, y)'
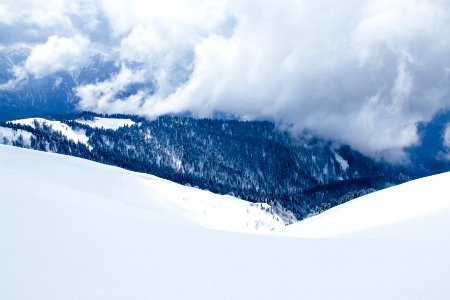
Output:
(10, 118), (89, 145)
(278, 172), (450, 239)
(75, 117), (135, 130)
(1, 145), (450, 300)
(0, 145), (283, 234)
(0, 126), (34, 146)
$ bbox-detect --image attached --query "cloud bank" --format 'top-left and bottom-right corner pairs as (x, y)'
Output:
(2, 0), (450, 158)
(25, 35), (91, 77)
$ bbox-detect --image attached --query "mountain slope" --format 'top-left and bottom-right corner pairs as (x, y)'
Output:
(0, 145), (287, 233)
(1, 145), (450, 299)
(406, 110), (450, 176)
(0, 112), (411, 219)
(278, 171), (450, 239)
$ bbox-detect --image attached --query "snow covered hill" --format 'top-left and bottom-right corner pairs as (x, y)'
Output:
(278, 172), (450, 239)
(1, 145), (450, 299)
(0, 126), (34, 146)
(1, 112), (411, 220)
(10, 118), (90, 145)
(0, 145), (285, 234)
(8, 117), (136, 146)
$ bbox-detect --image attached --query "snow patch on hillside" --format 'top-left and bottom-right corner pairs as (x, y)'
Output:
(334, 152), (349, 171)
(75, 117), (135, 130)
(443, 124), (450, 160)
(444, 124), (450, 147)
(0, 127), (33, 146)
(10, 118), (89, 145)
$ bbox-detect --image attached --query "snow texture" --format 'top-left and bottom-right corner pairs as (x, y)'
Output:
(334, 152), (349, 171)
(0, 127), (33, 146)
(10, 118), (89, 145)
(279, 172), (450, 239)
(75, 117), (135, 130)
(1, 145), (450, 300)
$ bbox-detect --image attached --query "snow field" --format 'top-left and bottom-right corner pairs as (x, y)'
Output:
(1, 145), (450, 299)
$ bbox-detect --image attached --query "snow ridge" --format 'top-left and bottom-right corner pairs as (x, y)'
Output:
(10, 118), (89, 145)
(278, 172), (450, 239)
(0, 127), (34, 146)
(75, 117), (135, 130)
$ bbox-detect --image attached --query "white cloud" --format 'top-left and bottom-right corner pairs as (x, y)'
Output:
(0, 1), (72, 33)
(0, 0), (103, 45)
(444, 124), (450, 149)
(99, 0), (230, 38)
(76, 65), (148, 114)
(439, 123), (450, 161)
(4, 0), (450, 158)
(123, 0), (450, 157)
(143, 1), (450, 158)
(24, 35), (91, 77)
(108, 0), (233, 97)
(0, 3), (14, 25)
(0, 65), (28, 91)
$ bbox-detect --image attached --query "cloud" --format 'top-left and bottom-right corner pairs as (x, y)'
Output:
(0, 3), (14, 26)
(122, 0), (450, 158)
(76, 65), (149, 114)
(4, 0), (450, 159)
(0, 64), (29, 91)
(23, 35), (92, 77)
(107, 0), (234, 97)
(437, 123), (450, 161)
(0, 0), (104, 46)
(444, 124), (450, 149)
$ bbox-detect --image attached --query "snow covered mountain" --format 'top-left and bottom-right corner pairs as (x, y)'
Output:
(1, 145), (450, 299)
(0, 113), (410, 219)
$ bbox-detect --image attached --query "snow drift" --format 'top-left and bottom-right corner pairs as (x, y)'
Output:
(1, 145), (450, 299)
(279, 171), (450, 239)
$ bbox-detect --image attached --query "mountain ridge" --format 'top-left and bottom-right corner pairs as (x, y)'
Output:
(0, 112), (411, 220)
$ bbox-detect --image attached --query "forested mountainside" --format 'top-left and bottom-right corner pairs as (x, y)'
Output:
(406, 110), (450, 177)
(0, 112), (411, 220)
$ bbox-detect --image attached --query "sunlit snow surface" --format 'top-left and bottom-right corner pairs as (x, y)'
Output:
(9, 117), (136, 147)
(75, 117), (135, 130)
(10, 118), (89, 145)
(278, 172), (450, 239)
(0, 127), (34, 146)
(1, 145), (450, 300)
